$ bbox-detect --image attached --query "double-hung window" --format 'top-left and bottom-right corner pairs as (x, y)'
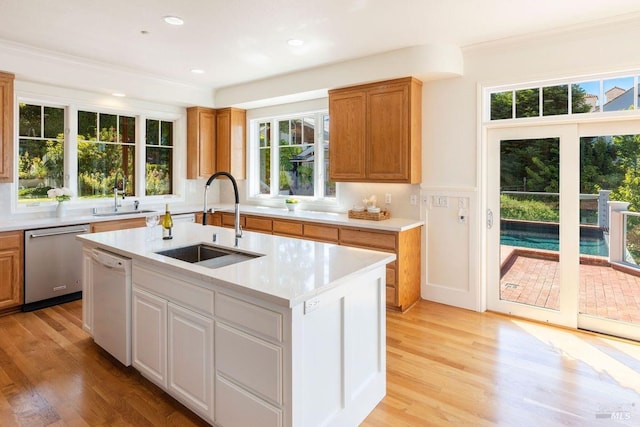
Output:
(253, 111), (334, 200)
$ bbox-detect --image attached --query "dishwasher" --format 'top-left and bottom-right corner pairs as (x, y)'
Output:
(91, 249), (132, 366)
(24, 223), (90, 311)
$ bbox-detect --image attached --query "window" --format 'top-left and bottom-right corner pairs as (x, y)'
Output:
(17, 103), (65, 201)
(145, 119), (173, 195)
(487, 72), (640, 121)
(252, 112), (334, 200)
(77, 110), (135, 198)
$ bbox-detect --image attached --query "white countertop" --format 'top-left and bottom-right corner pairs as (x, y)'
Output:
(78, 222), (396, 308)
(0, 203), (423, 233)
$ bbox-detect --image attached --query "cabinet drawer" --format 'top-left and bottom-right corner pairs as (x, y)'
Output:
(340, 228), (396, 251)
(272, 220), (302, 237)
(215, 374), (282, 427)
(245, 216), (272, 233)
(0, 231), (21, 249)
(215, 293), (282, 342)
(303, 223), (339, 243)
(215, 323), (283, 404)
(221, 213), (245, 228)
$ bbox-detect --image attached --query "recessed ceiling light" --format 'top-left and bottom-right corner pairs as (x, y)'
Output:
(287, 39), (304, 47)
(191, 69), (205, 74)
(163, 15), (184, 26)
(112, 93), (126, 97)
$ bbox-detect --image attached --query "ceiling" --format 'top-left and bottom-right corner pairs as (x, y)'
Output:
(1, 0), (640, 95)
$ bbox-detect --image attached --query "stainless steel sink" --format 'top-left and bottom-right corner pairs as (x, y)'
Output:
(93, 209), (158, 217)
(155, 244), (263, 269)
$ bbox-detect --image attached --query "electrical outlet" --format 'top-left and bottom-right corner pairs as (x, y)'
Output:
(458, 198), (468, 209)
(409, 195), (417, 205)
(304, 298), (320, 314)
(385, 193), (392, 204)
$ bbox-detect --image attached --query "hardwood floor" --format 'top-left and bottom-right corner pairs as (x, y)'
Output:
(1, 300), (639, 426)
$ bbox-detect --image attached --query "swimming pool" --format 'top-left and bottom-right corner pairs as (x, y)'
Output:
(500, 222), (608, 256)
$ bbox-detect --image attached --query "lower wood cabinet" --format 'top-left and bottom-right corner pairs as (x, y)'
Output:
(0, 230), (23, 312)
(216, 212), (422, 311)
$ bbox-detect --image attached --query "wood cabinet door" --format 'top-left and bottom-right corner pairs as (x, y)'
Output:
(216, 108), (246, 179)
(0, 72), (14, 182)
(187, 107), (216, 179)
(328, 90), (366, 181)
(0, 249), (21, 310)
(367, 83), (409, 181)
(0, 231), (22, 310)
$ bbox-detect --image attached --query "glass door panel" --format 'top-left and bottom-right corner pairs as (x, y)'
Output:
(578, 133), (640, 340)
(499, 138), (561, 310)
(487, 125), (578, 328)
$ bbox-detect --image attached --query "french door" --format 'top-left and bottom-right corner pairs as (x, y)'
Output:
(487, 122), (640, 341)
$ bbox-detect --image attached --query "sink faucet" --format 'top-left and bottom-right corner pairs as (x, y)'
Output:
(203, 171), (242, 239)
(114, 171), (126, 212)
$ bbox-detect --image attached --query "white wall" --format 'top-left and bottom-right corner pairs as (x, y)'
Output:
(422, 15), (640, 311)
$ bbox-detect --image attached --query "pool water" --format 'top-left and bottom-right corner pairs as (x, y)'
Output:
(500, 229), (608, 256)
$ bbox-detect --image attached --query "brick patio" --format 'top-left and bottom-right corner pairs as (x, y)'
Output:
(500, 247), (640, 324)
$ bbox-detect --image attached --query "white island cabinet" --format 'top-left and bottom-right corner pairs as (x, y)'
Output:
(78, 222), (395, 427)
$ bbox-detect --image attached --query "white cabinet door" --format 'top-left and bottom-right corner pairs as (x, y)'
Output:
(132, 288), (167, 388)
(168, 302), (214, 423)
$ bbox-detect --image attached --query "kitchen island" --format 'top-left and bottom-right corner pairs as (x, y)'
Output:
(78, 222), (395, 427)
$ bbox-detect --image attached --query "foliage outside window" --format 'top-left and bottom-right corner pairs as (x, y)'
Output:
(18, 103), (65, 201)
(254, 112), (335, 200)
(77, 110), (135, 198)
(488, 74), (640, 121)
(145, 119), (173, 195)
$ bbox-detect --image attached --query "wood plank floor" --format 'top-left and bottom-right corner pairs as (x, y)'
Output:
(1, 300), (639, 426)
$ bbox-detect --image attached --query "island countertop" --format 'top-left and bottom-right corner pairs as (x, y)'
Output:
(78, 222), (396, 308)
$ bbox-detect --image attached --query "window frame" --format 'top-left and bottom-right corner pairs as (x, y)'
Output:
(485, 72), (640, 123)
(13, 94), (181, 213)
(248, 109), (336, 205)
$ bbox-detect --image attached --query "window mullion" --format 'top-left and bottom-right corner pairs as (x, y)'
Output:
(66, 105), (78, 195)
(271, 119), (278, 197)
(314, 112), (323, 199)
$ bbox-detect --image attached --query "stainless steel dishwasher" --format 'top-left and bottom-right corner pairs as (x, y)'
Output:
(24, 223), (90, 311)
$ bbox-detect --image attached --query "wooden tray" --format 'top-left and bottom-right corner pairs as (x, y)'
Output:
(348, 209), (391, 221)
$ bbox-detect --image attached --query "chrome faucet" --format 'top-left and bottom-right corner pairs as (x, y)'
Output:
(114, 171), (126, 212)
(203, 171), (242, 239)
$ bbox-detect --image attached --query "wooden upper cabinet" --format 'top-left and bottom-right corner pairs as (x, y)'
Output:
(328, 77), (422, 184)
(0, 72), (14, 183)
(328, 90), (366, 181)
(216, 108), (246, 179)
(187, 107), (216, 179)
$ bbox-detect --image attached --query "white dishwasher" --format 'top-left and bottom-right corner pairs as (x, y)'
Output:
(91, 249), (132, 366)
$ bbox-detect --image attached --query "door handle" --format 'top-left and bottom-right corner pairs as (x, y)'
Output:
(487, 209), (493, 229)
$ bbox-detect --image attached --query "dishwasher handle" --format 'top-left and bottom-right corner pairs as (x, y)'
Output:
(92, 249), (129, 271)
(28, 225), (90, 238)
